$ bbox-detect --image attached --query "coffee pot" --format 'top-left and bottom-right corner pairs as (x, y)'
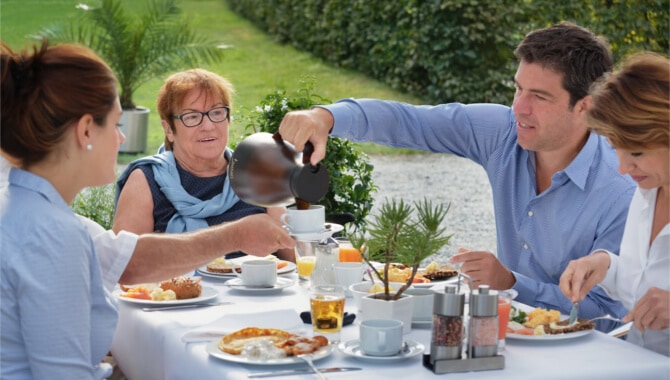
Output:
(228, 132), (330, 207)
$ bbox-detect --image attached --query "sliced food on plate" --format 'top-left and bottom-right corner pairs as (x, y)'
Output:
(119, 276), (202, 301)
(507, 306), (595, 336)
(219, 327), (329, 360)
(419, 261), (459, 281)
(376, 261), (458, 284)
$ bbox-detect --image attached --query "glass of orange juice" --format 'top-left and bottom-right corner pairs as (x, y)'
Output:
(497, 290), (514, 352)
(337, 239), (362, 262)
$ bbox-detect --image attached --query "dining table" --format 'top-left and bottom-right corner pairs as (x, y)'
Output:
(110, 270), (670, 380)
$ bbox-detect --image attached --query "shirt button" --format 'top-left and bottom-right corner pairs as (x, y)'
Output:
(528, 211), (534, 217)
(523, 244), (529, 250)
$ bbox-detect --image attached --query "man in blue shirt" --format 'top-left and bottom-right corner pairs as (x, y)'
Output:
(278, 22), (635, 330)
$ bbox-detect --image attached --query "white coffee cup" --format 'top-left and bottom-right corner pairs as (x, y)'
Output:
(234, 260), (277, 287)
(404, 287), (435, 322)
(333, 262), (366, 297)
(359, 319), (404, 356)
(280, 205), (325, 234)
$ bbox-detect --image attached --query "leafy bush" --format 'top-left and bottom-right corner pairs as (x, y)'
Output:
(238, 77), (377, 229)
(71, 185), (116, 230)
(227, 0), (668, 105)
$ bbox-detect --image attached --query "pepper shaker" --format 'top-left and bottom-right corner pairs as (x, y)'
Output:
(469, 285), (499, 358)
(430, 284), (465, 361)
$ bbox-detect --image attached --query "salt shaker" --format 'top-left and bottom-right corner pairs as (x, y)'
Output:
(430, 284), (465, 361)
(310, 237), (339, 286)
(469, 285), (499, 358)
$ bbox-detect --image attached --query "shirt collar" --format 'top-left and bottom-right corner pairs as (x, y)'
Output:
(637, 187), (657, 212)
(8, 167), (68, 208)
(562, 132), (600, 191)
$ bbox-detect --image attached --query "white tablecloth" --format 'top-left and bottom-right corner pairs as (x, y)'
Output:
(111, 274), (670, 380)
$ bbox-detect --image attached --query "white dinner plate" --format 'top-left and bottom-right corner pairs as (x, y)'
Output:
(114, 286), (218, 306)
(506, 301), (594, 341)
(412, 275), (460, 288)
(338, 339), (424, 363)
(224, 277), (295, 294)
(196, 260), (296, 279)
(205, 340), (333, 365)
(506, 329), (593, 341)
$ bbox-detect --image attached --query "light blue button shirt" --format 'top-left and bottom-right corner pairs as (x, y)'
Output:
(325, 99), (635, 324)
(1, 169), (118, 379)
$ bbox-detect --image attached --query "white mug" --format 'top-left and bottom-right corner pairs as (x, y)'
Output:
(359, 319), (404, 356)
(280, 205), (325, 234)
(234, 259), (277, 287)
(404, 287), (435, 322)
(333, 262), (365, 297)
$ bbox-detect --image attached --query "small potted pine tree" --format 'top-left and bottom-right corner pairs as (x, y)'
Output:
(349, 198), (452, 332)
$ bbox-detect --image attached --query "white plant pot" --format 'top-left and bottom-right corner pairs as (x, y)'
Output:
(359, 293), (414, 334)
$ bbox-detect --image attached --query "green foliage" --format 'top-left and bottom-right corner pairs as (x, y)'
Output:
(70, 185), (116, 230)
(228, 0), (526, 104)
(238, 78), (377, 229)
(349, 198), (453, 300)
(525, 0), (669, 63)
(228, 0), (668, 105)
(35, 0), (224, 109)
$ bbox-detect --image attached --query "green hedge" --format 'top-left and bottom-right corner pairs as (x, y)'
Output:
(227, 0), (668, 105)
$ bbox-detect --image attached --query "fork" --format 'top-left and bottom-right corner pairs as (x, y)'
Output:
(297, 354), (328, 380)
(589, 314), (626, 323)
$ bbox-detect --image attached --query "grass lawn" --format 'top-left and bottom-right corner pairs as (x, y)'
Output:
(1, 0), (427, 162)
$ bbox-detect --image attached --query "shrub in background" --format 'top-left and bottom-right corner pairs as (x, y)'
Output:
(227, 0), (668, 105)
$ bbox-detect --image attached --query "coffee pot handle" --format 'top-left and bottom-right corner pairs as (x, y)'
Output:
(273, 132), (318, 169)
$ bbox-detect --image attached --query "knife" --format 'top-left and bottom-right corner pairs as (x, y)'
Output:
(248, 367), (361, 378)
(568, 302), (578, 325)
(142, 302), (233, 312)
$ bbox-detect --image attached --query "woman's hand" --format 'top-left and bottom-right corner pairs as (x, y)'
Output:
(558, 250), (610, 302)
(624, 287), (670, 332)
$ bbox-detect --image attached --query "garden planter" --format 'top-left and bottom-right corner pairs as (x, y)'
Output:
(118, 106), (149, 153)
(359, 293), (414, 334)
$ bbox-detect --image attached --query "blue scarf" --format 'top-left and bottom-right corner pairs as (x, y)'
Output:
(115, 150), (240, 233)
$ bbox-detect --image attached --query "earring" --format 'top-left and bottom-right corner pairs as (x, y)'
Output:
(86, 144), (93, 151)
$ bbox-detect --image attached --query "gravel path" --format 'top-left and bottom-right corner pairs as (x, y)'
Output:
(366, 154), (497, 263)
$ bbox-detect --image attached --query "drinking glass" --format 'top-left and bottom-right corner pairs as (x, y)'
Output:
(337, 238), (362, 262)
(497, 290), (514, 352)
(309, 284), (346, 344)
(295, 240), (318, 284)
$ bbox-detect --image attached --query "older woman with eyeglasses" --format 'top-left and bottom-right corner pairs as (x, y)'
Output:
(114, 69), (294, 262)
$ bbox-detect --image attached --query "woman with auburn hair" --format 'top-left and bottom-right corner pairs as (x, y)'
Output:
(560, 52), (670, 356)
(1, 40), (124, 378)
(114, 68), (294, 262)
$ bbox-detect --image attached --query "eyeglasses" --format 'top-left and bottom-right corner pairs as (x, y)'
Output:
(172, 106), (230, 127)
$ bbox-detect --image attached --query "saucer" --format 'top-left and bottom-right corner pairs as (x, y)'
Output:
(290, 223), (343, 241)
(337, 339), (425, 363)
(223, 277), (294, 294)
(411, 318), (432, 328)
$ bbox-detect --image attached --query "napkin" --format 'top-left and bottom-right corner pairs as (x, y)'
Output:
(181, 308), (305, 343)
